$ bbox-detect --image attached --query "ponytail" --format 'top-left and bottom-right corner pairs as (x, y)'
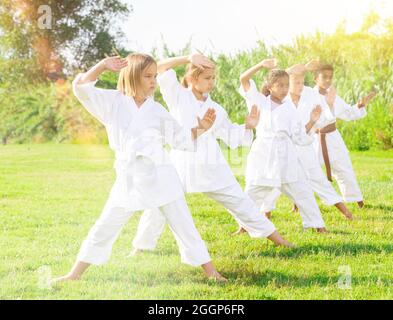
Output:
(261, 83), (271, 97)
(181, 76), (189, 88)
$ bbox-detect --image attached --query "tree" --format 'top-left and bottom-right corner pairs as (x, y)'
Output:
(0, 0), (131, 84)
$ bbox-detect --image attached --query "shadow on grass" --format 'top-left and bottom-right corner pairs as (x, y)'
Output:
(246, 243), (393, 259)
(222, 269), (392, 289)
(132, 240), (393, 261)
(364, 204), (393, 212)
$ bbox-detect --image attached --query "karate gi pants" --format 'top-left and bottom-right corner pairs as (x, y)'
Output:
(77, 196), (211, 267)
(245, 171), (326, 229)
(132, 183), (276, 251)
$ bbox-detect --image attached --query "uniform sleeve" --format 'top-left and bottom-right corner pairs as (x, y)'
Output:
(157, 69), (188, 113)
(290, 109), (314, 146)
(213, 110), (253, 149)
(159, 105), (197, 152)
(334, 95), (367, 121)
(72, 73), (117, 126)
(238, 79), (268, 112)
(308, 89), (336, 133)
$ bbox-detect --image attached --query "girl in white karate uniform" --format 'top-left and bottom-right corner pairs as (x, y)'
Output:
(258, 63), (354, 220)
(131, 54), (293, 254)
(312, 64), (376, 208)
(238, 59), (327, 233)
(52, 54), (227, 283)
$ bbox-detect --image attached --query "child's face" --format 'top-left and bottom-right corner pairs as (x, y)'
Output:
(289, 75), (305, 96)
(315, 70), (333, 90)
(139, 63), (157, 97)
(270, 76), (289, 101)
(190, 68), (216, 94)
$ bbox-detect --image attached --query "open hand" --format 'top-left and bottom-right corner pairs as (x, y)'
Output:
(286, 63), (307, 75)
(261, 58), (278, 69)
(358, 91), (377, 108)
(246, 105), (261, 129)
(188, 53), (215, 69)
(305, 59), (321, 71)
(326, 86), (337, 107)
(197, 108), (216, 131)
(102, 56), (128, 72)
(310, 105), (322, 123)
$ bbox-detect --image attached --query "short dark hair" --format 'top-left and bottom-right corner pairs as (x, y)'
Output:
(260, 69), (289, 96)
(314, 64), (334, 78)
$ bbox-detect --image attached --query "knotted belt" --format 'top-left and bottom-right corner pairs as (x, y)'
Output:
(317, 122), (337, 182)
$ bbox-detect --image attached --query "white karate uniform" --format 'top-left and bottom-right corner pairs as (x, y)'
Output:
(264, 86), (343, 210)
(72, 74), (211, 267)
(132, 69), (276, 251)
(313, 87), (366, 202)
(239, 80), (326, 229)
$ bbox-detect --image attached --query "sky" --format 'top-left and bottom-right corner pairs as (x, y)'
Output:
(122, 0), (393, 56)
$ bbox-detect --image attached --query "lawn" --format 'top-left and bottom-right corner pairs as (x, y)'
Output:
(0, 144), (392, 299)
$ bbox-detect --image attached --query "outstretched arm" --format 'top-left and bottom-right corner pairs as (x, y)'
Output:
(214, 105), (259, 149)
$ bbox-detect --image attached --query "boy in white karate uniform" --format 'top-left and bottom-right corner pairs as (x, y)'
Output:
(238, 59), (327, 233)
(53, 54), (227, 283)
(312, 64), (376, 208)
(255, 62), (354, 220)
(131, 54), (293, 255)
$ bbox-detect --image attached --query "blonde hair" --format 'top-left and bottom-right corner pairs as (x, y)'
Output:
(117, 53), (156, 97)
(181, 63), (215, 88)
(260, 69), (289, 97)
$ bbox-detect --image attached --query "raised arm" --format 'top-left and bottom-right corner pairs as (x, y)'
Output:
(157, 53), (214, 74)
(239, 58), (277, 91)
(72, 56), (128, 126)
(76, 56), (128, 85)
(286, 63), (307, 76)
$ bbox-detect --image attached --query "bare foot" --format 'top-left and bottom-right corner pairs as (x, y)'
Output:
(51, 273), (80, 285)
(343, 210), (354, 220)
(290, 204), (298, 213)
(265, 212), (272, 220)
(206, 270), (228, 283)
(357, 201), (365, 209)
(335, 202), (353, 220)
(231, 227), (247, 236)
(274, 239), (296, 248)
(128, 248), (144, 257)
(316, 227), (328, 233)
(267, 231), (296, 248)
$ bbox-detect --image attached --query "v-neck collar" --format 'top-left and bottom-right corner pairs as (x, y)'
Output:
(188, 87), (209, 105)
(314, 86), (335, 115)
(130, 96), (153, 111)
(287, 89), (305, 108)
(268, 95), (286, 112)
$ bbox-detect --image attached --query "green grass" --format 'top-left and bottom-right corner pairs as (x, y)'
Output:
(0, 144), (392, 300)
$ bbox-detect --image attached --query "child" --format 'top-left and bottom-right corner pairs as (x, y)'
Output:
(258, 62), (353, 220)
(130, 53), (293, 255)
(52, 54), (227, 283)
(238, 59), (327, 233)
(312, 63), (376, 208)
